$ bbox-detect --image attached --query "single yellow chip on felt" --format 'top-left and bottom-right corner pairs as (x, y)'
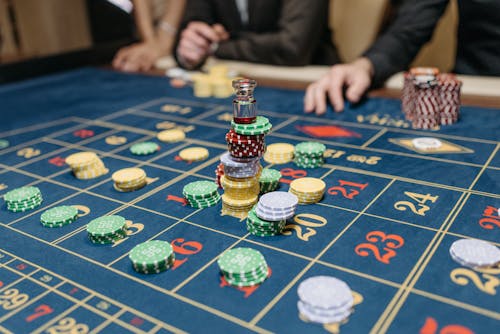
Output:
(179, 147), (209, 162)
(157, 129), (186, 143)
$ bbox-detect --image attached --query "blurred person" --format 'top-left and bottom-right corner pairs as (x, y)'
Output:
(175, 0), (338, 69)
(113, 0), (186, 72)
(304, 0), (500, 114)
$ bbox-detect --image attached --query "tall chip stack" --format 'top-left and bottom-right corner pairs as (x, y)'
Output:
(219, 79), (271, 219)
(438, 73), (462, 125)
(402, 67), (462, 129)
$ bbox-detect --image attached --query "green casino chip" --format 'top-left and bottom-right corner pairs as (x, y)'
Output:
(87, 215), (126, 237)
(218, 247), (266, 275)
(0, 139), (9, 149)
(4, 186), (41, 203)
(129, 240), (174, 267)
(41, 205), (78, 224)
(130, 142), (160, 156)
(231, 116), (270, 131)
(259, 168), (281, 183)
(295, 142), (326, 155)
(183, 181), (218, 199)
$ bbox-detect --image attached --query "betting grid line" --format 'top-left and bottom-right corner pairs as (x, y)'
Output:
(249, 178), (397, 325)
(373, 140), (500, 332)
(88, 309), (128, 334)
(0, 153), (277, 332)
(0, 248), (193, 334)
(49, 139), (193, 245)
(0, 118), (101, 158)
(1, 181), (498, 327)
(411, 288), (500, 320)
(361, 128), (388, 148)
(126, 107), (499, 188)
(1, 144), (498, 320)
(132, 106), (494, 169)
(105, 208), (203, 267)
(0, 280), (66, 323)
(371, 192), (469, 333)
(29, 295), (96, 334)
(171, 233), (251, 293)
(0, 117), (77, 138)
(0, 128), (120, 177)
(3, 132), (181, 227)
(1, 96), (498, 332)
(322, 163), (500, 199)
(0, 138), (496, 318)
(161, 96), (499, 146)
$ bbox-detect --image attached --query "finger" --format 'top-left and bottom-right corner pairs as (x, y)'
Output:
(328, 70), (345, 112)
(179, 45), (203, 64)
(345, 75), (371, 103)
(112, 48), (130, 69)
(212, 23), (229, 40)
(188, 21), (219, 42)
(314, 82), (327, 115)
(181, 29), (210, 49)
(303, 84), (317, 113)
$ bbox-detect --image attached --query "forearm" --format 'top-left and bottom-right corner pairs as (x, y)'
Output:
(132, 0), (155, 42)
(364, 0), (449, 87)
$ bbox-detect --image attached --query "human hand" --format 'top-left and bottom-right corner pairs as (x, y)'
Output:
(177, 21), (224, 68)
(304, 57), (373, 115)
(112, 41), (168, 72)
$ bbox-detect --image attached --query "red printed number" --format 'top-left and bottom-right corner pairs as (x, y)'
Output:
(328, 180), (368, 199)
(479, 205), (500, 230)
(355, 231), (404, 264)
(25, 304), (54, 322)
(279, 168), (307, 185)
(171, 238), (203, 270)
(420, 317), (474, 334)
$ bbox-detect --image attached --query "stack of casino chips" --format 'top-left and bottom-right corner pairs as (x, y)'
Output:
(263, 143), (295, 164)
(3, 186), (43, 212)
(297, 276), (354, 324)
(438, 73), (462, 125)
(217, 247), (269, 287)
(129, 240), (175, 274)
(183, 180), (220, 208)
(215, 162), (224, 188)
(226, 127), (267, 158)
(86, 215), (128, 244)
(294, 142), (326, 168)
(402, 67), (462, 129)
(255, 191), (298, 222)
(40, 205), (78, 228)
(220, 117), (271, 218)
(259, 168), (281, 194)
(246, 206), (285, 236)
(289, 177), (326, 204)
(112, 167), (147, 192)
(65, 152), (108, 180)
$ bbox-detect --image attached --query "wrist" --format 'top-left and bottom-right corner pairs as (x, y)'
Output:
(354, 57), (374, 77)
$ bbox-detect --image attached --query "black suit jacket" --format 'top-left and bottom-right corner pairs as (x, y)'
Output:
(364, 0), (500, 87)
(177, 0), (339, 67)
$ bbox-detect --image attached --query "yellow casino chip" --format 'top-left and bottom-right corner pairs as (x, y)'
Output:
(157, 129), (186, 143)
(179, 147), (209, 162)
(66, 152), (98, 167)
(112, 167), (146, 184)
(290, 177), (326, 194)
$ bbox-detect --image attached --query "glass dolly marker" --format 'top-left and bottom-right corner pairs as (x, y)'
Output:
(232, 79), (257, 124)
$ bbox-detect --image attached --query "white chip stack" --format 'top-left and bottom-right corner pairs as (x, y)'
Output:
(297, 276), (354, 324)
